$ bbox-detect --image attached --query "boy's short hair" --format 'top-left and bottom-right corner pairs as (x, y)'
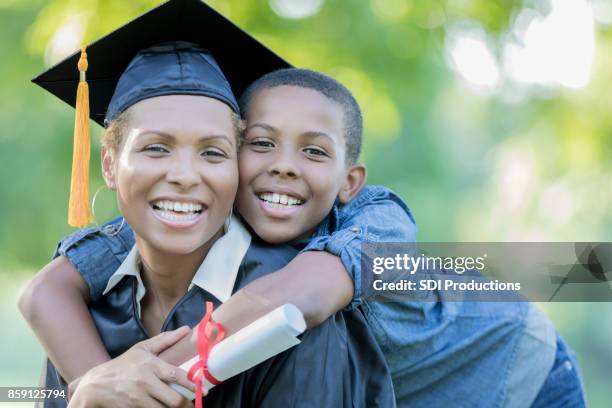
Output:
(239, 68), (363, 166)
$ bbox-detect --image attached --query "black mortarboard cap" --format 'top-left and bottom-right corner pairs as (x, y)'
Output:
(31, 0), (290, 228)
(32, 0), (291, 126)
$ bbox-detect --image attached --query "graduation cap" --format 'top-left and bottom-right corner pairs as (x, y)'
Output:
(32, 0), (290, 228)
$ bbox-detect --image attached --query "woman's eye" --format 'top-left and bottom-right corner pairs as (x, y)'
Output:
(143, 144), (169, 153)
(201, 148), (227, 158)
(304, 147), (328, 157)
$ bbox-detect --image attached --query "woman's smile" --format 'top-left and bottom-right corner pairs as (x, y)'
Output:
(151, 198), (207, 228)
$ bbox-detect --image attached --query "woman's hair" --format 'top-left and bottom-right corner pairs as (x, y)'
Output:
(101, 108), (244, 157)
(102, 110), (131, 157)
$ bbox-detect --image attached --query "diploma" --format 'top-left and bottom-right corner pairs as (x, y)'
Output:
(171, 304), (306, 399)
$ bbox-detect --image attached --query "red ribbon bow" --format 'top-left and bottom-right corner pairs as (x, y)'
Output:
(187, 301), (225, 408)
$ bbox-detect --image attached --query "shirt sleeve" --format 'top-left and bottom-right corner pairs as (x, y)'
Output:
(301, 186), (417, 310)
(52, 217), (134, 301)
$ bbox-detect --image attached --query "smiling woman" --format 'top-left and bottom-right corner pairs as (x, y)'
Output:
(101, 94), (239, 336)
(106, 95), (238, 259)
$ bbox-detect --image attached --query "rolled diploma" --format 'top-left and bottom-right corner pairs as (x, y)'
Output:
(171, 303), (306, 399)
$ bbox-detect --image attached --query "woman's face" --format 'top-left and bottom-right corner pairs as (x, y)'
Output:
(105, 95), (238, 256)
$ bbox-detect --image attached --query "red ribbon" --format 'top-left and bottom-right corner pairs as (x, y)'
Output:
(187, 301), (225, 408)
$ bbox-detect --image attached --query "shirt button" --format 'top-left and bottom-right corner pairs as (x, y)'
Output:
(564, 360), (573, 371)
(351, 227), (360, 233)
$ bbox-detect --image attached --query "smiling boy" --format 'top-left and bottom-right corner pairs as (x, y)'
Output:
(237, 82), (363, 244)
(21, 68), (584, 407)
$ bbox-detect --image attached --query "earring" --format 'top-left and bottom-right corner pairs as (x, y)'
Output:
(223, 208), (233, 232)
(91, 185), (125, 237)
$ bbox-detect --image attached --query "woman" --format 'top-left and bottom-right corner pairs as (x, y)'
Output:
(36, 2), (395, 407)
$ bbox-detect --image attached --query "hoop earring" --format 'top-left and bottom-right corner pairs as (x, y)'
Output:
(91, 185), (125, 237)
(223, 208), (233, 233)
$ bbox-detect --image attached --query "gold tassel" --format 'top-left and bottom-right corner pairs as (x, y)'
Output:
(68, 47), (93, 227)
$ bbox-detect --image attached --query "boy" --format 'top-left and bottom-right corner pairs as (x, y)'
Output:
(22, 68), (584, 408)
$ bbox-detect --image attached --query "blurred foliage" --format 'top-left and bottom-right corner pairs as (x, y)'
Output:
(1, 0), (611, 405)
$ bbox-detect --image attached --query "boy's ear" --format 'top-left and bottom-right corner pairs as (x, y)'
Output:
(338, 163), (366, 204)
(101, 146), (117, 190)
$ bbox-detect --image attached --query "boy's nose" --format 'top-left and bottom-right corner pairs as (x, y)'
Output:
(267, 159), (301, 179)
(166, 157), (201, 189)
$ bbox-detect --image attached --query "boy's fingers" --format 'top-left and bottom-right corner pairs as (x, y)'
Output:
(138, 326), (192, 355)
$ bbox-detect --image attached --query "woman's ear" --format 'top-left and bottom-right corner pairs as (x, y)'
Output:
(101, 146), (117, 190)
(338, 163), (367, 204)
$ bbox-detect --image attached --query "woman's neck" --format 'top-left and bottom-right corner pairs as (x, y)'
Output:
(136, 229), (224, 317)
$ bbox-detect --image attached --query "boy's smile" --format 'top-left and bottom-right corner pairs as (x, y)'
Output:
(256, 188), (305, 217)
(237, 85), (349, 244)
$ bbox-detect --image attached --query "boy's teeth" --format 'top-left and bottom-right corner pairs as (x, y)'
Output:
(153, 200), (203, 213)
(258, 193), (302, 206)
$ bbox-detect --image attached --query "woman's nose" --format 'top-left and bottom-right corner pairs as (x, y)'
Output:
(165, 156), (200, 189)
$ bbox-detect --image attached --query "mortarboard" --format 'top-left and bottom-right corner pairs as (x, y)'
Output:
(31, 0), (290, 227)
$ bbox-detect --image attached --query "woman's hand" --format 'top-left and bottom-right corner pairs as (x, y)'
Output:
(69, 326), (197, 408)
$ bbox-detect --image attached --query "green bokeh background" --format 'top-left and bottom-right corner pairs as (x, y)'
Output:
(1, 0), (611, 406)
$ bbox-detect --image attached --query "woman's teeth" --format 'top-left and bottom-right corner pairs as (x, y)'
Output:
(152, 200), (203, 221)
(152, 200), (203, 213)
(258, 193), (302, 208)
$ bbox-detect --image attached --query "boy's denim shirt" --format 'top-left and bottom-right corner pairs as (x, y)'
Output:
(54, 185), (561, 407)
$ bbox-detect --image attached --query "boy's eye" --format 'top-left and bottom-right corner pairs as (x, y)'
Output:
(143, 143), (169, 153)
(249, 139), (275, 150)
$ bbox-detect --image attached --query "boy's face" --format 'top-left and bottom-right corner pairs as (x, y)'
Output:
(236, 85), (349, 244)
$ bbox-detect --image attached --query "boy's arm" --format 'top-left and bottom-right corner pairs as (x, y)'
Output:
(220, 187), (416, 328)
(159, 250), (353, 364)
(215, 187), (417, 326)
(310, 185), (417, 308)
(19, 217), (130, 382)
(160, 186), (416, 364)
(216, 250), (354, 330)
(18, 256), (111, 382)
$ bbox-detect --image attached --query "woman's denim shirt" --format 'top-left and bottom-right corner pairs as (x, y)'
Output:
(53, 185), (556, 407)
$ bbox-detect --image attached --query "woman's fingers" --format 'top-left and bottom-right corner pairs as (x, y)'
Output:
(138, 326), (192, 355)
(145, 375), (194, 408)
(69, 334), (198, 408)
(152, 358), (196, 393)
(132, 394), (167, 408)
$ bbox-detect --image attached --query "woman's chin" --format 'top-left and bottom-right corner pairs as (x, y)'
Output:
(126, 210), (225, 256)
(130, 226), (209, 255)
(147, 237), (209, 256)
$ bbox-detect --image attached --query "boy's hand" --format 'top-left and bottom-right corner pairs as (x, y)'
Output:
(69, 327), (199, 408)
